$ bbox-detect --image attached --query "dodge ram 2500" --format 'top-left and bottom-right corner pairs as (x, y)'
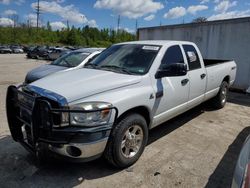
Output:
(6, 40), (237, 168)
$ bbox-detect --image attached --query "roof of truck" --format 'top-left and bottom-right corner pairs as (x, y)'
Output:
(118, 40), (195, 46)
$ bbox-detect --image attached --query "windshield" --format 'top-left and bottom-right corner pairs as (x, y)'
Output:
(51, 52), (90, 67)
(85, 44), (160, 75)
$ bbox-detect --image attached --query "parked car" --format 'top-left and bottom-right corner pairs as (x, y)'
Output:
(11, 46), (24, 53)
(232, 135), (250, 188)
(0, 46), (12, 53)
(26, 46), (49, 59)
(26, 46), (39, 58)
(47, 48), (71, 60)
(6, 40), (237, 168)
(26, 46), (36, 54)
(24, 48), (105, 83)
(59, 49), (72, 57)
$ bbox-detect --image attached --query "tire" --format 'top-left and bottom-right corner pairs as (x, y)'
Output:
(104, 113), (148, 168)
(211, 81), (229, 109)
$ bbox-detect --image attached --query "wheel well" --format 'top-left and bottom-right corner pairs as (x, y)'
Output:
(223, 75), (230, 84)
(116, 106), (151, 127)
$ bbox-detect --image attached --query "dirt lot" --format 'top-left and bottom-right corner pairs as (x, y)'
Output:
(0, 54), (250, 188)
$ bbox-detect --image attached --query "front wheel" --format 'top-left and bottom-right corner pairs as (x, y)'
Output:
(211, 81), (229, 109)
(104, 113), (148, 168)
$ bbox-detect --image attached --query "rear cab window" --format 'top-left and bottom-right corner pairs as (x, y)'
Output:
(183, 45), (201, 71)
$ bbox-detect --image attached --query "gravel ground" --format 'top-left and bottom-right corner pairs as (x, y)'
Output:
(0, 54), (250, 188)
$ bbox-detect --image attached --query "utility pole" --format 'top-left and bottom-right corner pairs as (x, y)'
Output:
(36, 0), (40, 31)
(135, 19), (138, 40)
(117, 15), (120, 33)
(67, 20), (69, 30)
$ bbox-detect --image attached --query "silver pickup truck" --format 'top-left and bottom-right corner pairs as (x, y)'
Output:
(6, 40), (237, 168)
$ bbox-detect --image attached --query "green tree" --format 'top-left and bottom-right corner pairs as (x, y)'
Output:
(0, 22), (135, 47)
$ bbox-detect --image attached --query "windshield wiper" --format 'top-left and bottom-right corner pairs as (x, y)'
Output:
(84, 63), (99, 69)
(99, 65), (132, 75)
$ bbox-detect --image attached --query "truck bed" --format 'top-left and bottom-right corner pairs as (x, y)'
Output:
(203, 59), (232, 67)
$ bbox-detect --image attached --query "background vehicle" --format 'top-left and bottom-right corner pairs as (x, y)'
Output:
(47, 48), (71, 60)
(232, 135), (250, 188)
(26, 46), (49, 59)
(26, 46), (40, 58)
(0, 46), (12, 53)
(25, 48), (105, 83)
(11, 46), (24, 53)
(25, 46), (36, 55)
(6, 40), (237, 168)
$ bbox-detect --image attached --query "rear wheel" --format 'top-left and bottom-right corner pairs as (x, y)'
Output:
(104, 113), (148, 168)
(211, 81), (229, 109)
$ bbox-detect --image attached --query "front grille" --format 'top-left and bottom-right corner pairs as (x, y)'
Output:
(17, 90), (35, 111)
(16, 89), (62, 140)
(37, 100), (52, 130)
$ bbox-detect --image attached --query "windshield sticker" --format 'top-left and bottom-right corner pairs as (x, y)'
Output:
(142, 46), (159, 51)
(138, 69), (144, 73)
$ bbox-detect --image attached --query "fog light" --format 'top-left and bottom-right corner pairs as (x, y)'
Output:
(66, 146), (81, 157)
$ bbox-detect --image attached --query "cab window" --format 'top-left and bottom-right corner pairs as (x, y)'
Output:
(183, 45), (201, 70)
(161, 45), (184, 66)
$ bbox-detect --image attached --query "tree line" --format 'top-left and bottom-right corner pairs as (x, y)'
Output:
(0, 22), (136, 47)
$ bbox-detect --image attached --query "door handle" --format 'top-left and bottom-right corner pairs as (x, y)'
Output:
(181, 78), (189, 85)
(200, 73), (206, 79)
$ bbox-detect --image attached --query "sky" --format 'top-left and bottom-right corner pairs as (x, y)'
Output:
(0, 0), (250, 32)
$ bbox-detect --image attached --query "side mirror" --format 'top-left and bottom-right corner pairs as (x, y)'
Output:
(155, 63), (187, 79)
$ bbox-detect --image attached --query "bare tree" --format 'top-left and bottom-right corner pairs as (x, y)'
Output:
(192, 17), (207, 23)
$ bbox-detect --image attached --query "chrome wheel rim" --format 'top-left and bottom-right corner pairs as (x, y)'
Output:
(221, 87), (227, 104)
(121, 125), (144, 158)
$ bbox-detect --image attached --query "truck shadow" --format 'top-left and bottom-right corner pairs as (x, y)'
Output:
(227, 91), (250, 107)
(0, 135), (121, 188)
(205, 126), (250, 188)
(148, 104), (206, 145)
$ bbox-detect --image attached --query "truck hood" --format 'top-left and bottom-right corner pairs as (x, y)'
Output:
(25, 64), (67, 83)
(30, 68), (142, 103)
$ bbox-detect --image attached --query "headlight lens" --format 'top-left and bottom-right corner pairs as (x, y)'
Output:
(66, 102), (113, 127)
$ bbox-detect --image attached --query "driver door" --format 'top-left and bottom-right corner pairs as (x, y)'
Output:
(152, 45), (189, 127)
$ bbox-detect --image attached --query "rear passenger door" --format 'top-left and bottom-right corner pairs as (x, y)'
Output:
(183, 45), (206, 108)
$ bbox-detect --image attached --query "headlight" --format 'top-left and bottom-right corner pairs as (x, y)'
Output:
(62, 102), (113, 127)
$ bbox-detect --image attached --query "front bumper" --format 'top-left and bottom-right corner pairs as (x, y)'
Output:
(49, 138), (108, 161)
(6, 85), (118, 161)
